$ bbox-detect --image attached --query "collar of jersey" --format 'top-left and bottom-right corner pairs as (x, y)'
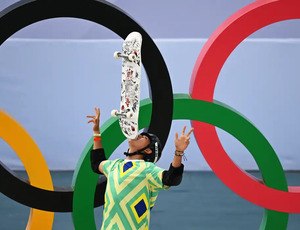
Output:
(124, 159), (144, 162)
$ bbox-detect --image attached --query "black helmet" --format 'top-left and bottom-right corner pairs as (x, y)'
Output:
(139, 132), (162, 163)
(124, 132), (163, 163)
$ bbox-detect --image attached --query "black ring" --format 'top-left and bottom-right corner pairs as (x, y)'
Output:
(0, 0), (173, 211)
(0, 162), (107, 212)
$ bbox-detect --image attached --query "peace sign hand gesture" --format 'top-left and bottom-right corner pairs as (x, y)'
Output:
(175, 126), (194, 152)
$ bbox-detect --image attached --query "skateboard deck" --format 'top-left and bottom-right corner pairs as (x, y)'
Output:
(111, 32), (142, 140)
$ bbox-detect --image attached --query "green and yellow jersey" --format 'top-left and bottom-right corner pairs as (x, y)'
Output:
(101, 159), (168, 230)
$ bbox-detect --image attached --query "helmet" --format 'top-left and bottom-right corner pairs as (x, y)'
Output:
(139, 132), (162, 163)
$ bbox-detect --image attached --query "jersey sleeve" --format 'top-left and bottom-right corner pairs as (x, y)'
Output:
(146, 163), (169, 192)
(101, 160), (113, 177)
(149, 190), (159, 209)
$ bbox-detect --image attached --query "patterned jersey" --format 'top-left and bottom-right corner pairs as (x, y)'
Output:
(101, 159), (168, 230)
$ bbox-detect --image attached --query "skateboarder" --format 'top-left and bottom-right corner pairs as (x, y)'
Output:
(87, 107), (193, 230)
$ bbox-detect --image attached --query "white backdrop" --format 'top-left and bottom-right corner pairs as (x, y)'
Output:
(0, 38), (300, 171)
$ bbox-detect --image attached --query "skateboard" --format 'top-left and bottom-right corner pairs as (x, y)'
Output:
(111, 32), (142, 140)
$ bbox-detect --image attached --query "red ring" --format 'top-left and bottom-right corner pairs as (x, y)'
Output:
(189, 0), (300, 213)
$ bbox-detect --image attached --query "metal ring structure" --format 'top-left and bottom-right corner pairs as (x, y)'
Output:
(0, 0), (173, 228)
(189, 0), (300, 229)
(72, 94), (290, 230)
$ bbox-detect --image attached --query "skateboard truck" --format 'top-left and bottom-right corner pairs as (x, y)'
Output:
(114, 51), (137, 62)
(111, 109), (134, 119)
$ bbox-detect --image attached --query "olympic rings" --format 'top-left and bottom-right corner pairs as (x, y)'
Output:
(72, 94), (289, 230)
(0, 0), (172, 228)
(0, 109), (54, 230)
(1, 0), (300, 229)
(189, 0), (300, 216)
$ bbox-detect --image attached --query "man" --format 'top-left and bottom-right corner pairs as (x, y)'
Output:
(87, 107), (193, 230)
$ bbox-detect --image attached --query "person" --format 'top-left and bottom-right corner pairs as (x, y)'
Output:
(87, 107), (193, 230)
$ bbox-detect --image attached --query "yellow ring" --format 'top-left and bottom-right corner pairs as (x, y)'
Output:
(0, 109), (54, 230)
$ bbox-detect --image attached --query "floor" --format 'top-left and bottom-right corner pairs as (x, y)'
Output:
(1, 171), (299, 230)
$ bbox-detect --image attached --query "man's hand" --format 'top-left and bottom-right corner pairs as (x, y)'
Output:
(175, 126), (194, 152)
(87, 107), (100, 132)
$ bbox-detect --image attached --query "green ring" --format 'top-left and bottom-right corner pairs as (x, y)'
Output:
(72, 94), (288, 230)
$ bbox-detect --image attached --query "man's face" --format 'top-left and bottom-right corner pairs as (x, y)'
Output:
(129, 134), (151, 151)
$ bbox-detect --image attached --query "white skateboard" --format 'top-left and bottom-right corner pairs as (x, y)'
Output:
(111, 32), (142, 140)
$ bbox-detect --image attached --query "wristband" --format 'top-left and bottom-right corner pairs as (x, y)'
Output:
(94, 137), (101, 141)
(175, 152), (184, 156)
(93, 133), (101, 137)
(175, 150), (184, 155)
(175, 150), (187, 161)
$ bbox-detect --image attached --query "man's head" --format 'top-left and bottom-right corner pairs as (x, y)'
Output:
(126, 132), (162, 163)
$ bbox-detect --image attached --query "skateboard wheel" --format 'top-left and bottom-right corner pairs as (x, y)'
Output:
(114, 51), (121, 59)
(111, 109), (118, 117)
(128, 53), (136, 61)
